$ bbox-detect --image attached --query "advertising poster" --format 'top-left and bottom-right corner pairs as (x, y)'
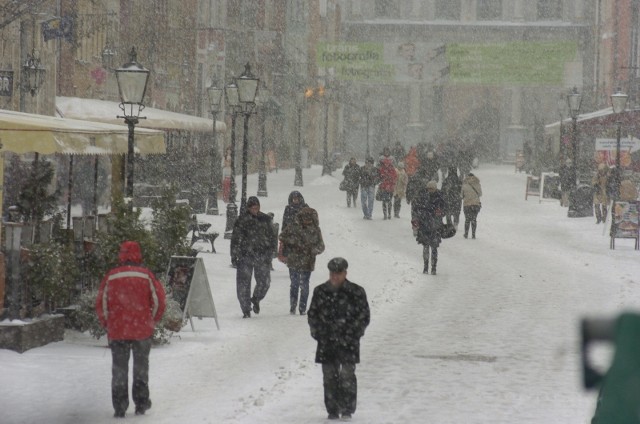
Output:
(612, 201), (639, 239)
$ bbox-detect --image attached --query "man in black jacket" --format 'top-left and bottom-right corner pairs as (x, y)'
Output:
(230, 196), (276, 318)
(307, 258), (370, 420)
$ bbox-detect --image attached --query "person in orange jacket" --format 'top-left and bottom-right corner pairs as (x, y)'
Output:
(96, 241), (166, 418)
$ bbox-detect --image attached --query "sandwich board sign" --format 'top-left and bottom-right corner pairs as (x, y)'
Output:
(166, 256), (219, 331)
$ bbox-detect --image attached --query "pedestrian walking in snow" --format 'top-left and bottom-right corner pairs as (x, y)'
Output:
(230, 196), (277, 318)
(279, 207), (325, 315)
(393, 162), (408, 218)
(307, 257), (370, 421)
(559, 159), (576, 207)
(441, 166), (462, 227)
(592, 163), (610, 224)
(378, 155), (398, 220)
(411, 180), (445, 274)
(342, 158), (360, 208)
(95, 241), (166, 418)
(278, 191), (308, 263)
(359, 157), (379, 220)
(461, 173), (482, 238)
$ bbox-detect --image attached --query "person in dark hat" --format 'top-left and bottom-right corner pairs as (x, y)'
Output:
(307, 258), (370, 420)
(231, 196), (277, 318)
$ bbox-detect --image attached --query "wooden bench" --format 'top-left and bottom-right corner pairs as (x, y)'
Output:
(188, 221), (219, 253)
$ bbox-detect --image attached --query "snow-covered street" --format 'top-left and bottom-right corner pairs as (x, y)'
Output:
(2, 163), (638, 424)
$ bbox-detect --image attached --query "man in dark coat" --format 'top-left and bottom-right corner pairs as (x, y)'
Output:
(307, 258), (370, 421)
(411, 180), (445, 275)
(359, 157), (379, 220)
(95, 241), (166, 418)
(231, 196), (277, 318)
(441, 166), (462, 226)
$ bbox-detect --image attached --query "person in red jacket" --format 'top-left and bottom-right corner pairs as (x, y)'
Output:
(95, 241), (166, 418)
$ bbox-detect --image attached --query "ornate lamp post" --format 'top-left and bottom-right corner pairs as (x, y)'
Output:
(236, 63), (259, 214)
(115, 47), (150, 205)
(256, 84), (268, 197)
(567, 86), (582, 180)
(610, 88), (629, 202)
(22, 49), (46, 97)
(223, 81), (240, 239)
(207, 82), (224, 215)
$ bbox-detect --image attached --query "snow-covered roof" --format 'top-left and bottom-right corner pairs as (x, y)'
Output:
(56, 96), (225, 133)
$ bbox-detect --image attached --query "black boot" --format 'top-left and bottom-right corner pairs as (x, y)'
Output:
(464, 221), (470, 238)
(423, 261), (429, 274)
(471, 221), (477, 239)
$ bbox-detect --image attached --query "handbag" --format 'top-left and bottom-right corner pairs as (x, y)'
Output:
(440, 222), (457, 239)
(339, 180), (347, 191)
(375, 187), (382, 201)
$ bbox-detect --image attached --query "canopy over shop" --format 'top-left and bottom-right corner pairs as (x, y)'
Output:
(545, 108), (640, 175)
(0, 108), (166, 236)
(56, 97), (227, 211)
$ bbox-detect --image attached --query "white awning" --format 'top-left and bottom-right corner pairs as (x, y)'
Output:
(0, 108), (165, 155)
(56, 96), (226, 133)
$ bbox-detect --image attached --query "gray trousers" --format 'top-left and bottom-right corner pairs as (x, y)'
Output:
(236, 259), (271, 314)
(322, 361), (357, 416)
(109, 338), (152, 414)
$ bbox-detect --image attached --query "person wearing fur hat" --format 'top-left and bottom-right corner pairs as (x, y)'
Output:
(592, 163), (610, 224)
(95, 241), (166, 418)
(307, 257), (370, 420)
(411, 180), (445, 274)
(393, 162), (409, 218)
(461, 173), (482, 238)
(231, 196), (277, 318)
(279, 207), (325, 315)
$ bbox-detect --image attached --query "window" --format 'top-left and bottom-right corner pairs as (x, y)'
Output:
(537, 0), (562, 20)
(477, 0), (502, 21)
(375, 0), (400, 18)
(435, 0), (461, 20)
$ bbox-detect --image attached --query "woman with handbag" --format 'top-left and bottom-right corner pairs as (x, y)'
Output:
(342, 157), (360, 208)
(461, 172), (482, 239)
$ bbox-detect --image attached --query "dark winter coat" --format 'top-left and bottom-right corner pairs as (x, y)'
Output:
(282, 191), (308, 231)
(307, 279), (370, 364)
(411, 189), (445, 247)
(279, 207), (325, 272)
(230, 210), (276, 266)
(441, 170), (462, 215)
(342, 163), (361, 192)
(359, 164), (379, 188)
(95, 241), (166, 341)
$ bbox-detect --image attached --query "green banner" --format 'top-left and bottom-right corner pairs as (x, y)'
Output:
(446, 41), (577, 85)
(317, 42), (394, 81)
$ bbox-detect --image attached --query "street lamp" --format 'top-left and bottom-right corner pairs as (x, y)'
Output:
(115, 47), (150, 204)
(22, 49), (46, 97)
(294, 93), (304, 187)
(610, 87), (628, 201)
(207, 81), (224, 215)
(321, 83), (332, 176)
(236, 63), (259, 214)
(116, 47), (149, 207)
(223, 80), (240, 239)
(256, 84), (269, 197)
(567, 86), (582, 180)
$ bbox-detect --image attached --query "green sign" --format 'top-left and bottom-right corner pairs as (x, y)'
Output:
(317, 42), (394, 81)
(446, 41), (577, 85)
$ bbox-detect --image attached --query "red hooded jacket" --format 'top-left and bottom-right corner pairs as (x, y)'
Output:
(95, 241), (166, 340)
